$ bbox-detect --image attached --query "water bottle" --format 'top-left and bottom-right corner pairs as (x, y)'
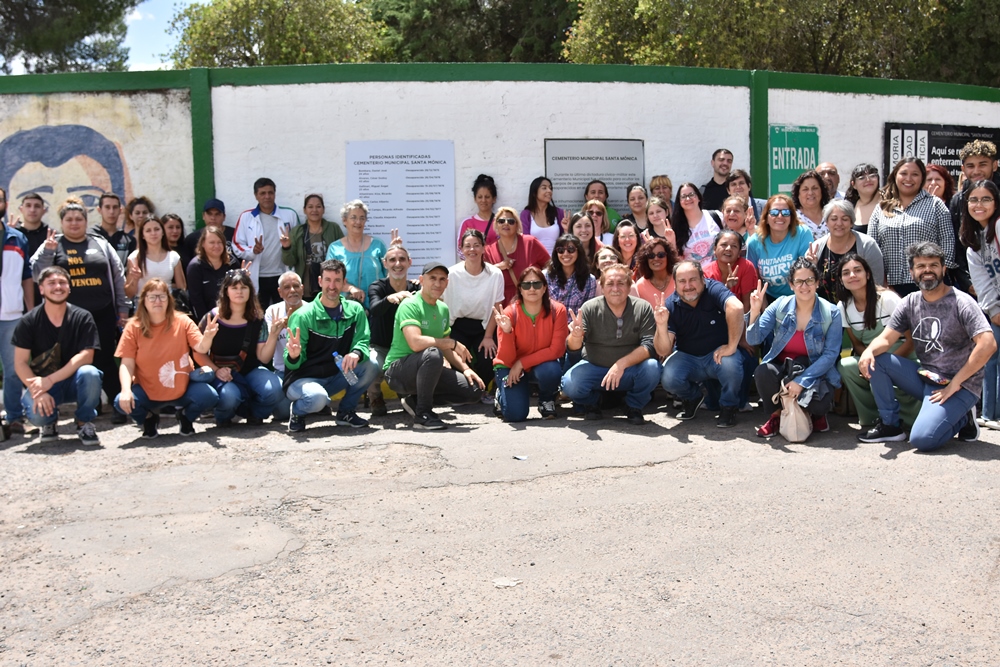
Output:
(332, 352), (359, 385)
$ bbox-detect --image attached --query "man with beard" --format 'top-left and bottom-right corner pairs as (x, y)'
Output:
(13, 266), (102, 444)
(858, 242), (995, 449)
(659, 260), (747, 428)
(367, 244), (419, 416)
(561, 263), (668, 424)
(700, 149), (734, 211)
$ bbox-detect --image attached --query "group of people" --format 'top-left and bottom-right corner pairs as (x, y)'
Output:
(1, 140), (999, 453)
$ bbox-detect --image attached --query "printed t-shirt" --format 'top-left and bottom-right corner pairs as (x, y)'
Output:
(54, 237), (114, 312)
(115, 315), (203, 401)
(746, 228), (814, 298)
(12, 303), (100, 376)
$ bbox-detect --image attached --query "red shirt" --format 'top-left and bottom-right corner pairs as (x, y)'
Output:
(777, 330), (808, 362)
(484, 235), (551, 305)
(704, 258), (759, 302)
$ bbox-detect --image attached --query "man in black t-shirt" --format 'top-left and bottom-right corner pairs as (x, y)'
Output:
(366, 244), (419, 415)
(13, 266), (103, 445)
(701, 149), (734, 211)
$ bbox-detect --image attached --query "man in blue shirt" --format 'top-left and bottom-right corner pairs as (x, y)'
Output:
(659, 260), (748, 427)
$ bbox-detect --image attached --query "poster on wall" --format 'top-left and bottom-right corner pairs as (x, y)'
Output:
(346, 140), (455, 275)
(769, 125), (819, 195)
(544, 139), (644, 215)
(883, 123), (1000, 184)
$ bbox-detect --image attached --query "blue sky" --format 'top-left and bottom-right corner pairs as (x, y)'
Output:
(124, 0), (196, 70)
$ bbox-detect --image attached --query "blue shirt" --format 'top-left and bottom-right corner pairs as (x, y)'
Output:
(746, 228), (814, 298)
(666, 279), (734, 357)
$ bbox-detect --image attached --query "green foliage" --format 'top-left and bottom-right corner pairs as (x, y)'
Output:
(168, 0), (385, 68)
(917, 0), (1000, 88)
(0, 0), (136, 74)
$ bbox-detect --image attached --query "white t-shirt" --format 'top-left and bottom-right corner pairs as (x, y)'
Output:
(264, 301), (293, 371)
(129, 249), (181, 292)
(441, 262), (505, 328)
(684, 213), (722, 268)
(838, 289), (901, 332)
(530, 219), (562, 256)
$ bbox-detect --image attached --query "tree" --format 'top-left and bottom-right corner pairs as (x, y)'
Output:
(168, 0), (385, 68)
(915, 0), (1000, 88)
(0, 0), (137, 74)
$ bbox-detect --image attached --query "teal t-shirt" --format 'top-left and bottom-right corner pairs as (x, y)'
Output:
(746, 228), (814, 298)
(383, 292), (452, 369)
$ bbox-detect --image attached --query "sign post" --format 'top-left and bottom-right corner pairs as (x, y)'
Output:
(769, 125), (819, 195)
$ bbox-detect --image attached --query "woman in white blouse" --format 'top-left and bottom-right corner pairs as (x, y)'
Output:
(125, 216), (186, 298)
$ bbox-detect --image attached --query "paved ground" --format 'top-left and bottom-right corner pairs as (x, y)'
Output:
(2, 396), (999, 666)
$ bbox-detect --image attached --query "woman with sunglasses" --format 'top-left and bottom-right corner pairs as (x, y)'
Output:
(630, 238), (678, 309)
(835, 253), (919, 431)
(492, 266), (568, 421)
(961, 179), (1000, 429)
(115, 279), (220, 438)
(672, 183), (722, 268)
(844, 164), (882, 235)
(746, 194), (814, 300)
(520, 176), (567, 255)
(442, 230), (506, 393)
(748, 257), (842, 438)
(191, 269), (284, 427)
(484, 206), (551, 305)
(546, 234), (596, 320)
(583, 199), (615, 245)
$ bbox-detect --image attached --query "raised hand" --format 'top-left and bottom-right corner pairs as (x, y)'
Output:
(653, 291), (669, 327)
(492, 306), (513, 334)
(240, 260), (253, 273)
(203, 311), (220, 339)
(725, 263), (740, 289)
(44, 227), (59, 251)
(745, 206), (757, 235)
(269, 315), (287, 337)
(128, 260), (144, 281)
(278, 225), (291, 249)
(253, 235), (264, 255)
(568, 309), (585, 338)
(805, 241), (819, 264)
(749, 279), (766, 317)
(560, 211), (571, 233)
(389, 228), (403, 247)
(286, 327), (302, 358)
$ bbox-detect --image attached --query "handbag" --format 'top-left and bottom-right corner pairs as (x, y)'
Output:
(774, 379), (813, 443)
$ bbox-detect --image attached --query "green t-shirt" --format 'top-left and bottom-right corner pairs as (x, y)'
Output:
(383, 292), (452, 369)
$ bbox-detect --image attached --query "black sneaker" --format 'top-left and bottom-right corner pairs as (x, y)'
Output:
(400, 395), (416, 417)
(539, 401), (557, 420)
(857, 419), (906, 443)
(141, 414), (159, 439)
(958, 409), (980, 442)
(625, 408), (645, 425)
(245, 416), (264, 426)
(414, 412), (447, 430)
(335, 411), (369, 428)
(583, 405), (602, 421)
(676, 395), (705, 421)
(178, 412), (195, 437)
(716, 406), (737, 428)
(288, 413), (307, 432)
(110, 410), (127, 425)
(76, 421), (100, 445)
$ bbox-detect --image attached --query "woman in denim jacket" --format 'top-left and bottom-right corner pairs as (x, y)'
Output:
(747, 258), (842, 438)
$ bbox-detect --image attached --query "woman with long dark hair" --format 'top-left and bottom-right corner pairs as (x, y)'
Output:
(459, 174), (499, 249)
(115, 279), (220, 438)
(835, 253), (918, 430)
(791, 170), (831, 238)
(520, 176), (566, 255)
(569, 211), (601, 264)
(961, 179), (1000, 429)
(545, 233), (596, 318)
(805, 200), (885, 302)
(124, 217), (186, 298)
(622, 183), (650, 233)
(162, 214), (194, 274)
(191, 269), (284, 427)
(280, 193), (344, 299)
(611, 221), (640, 273)
(672, 182), (721, 267)
(868, 157), (955, 295)
(492, 266), (568, 421)
(844, 163), (881, 235)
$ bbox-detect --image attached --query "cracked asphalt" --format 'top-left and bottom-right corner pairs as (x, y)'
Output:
(2, 397), (999, 665)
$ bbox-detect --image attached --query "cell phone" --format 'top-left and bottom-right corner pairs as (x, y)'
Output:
(917, 368), (950, 386)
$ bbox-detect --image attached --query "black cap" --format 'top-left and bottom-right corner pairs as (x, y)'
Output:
(203, 198), (226, 214)
(421, 261), (449, 275)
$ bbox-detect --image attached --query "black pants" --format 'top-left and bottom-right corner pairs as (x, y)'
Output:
(384, 347), (483, 414)
(449, 317), (495, 386)
(90, 303), (122, 404)
(257, 275), (281, 309)
(754, 356), (833, 416)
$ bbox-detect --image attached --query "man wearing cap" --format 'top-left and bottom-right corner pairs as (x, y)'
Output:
(382, 261), (485, 430)
(185, 197), (229, 260)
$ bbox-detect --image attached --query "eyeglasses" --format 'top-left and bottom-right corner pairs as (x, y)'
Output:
(680, 193), (698, 200)
(555, 246), (577, 255)
(791, 278), (817, 287)
(520, 280), (545, 291)
(496, 217), (517, 226)
(650, 251), (668, 260)
(615, 317), (624, 339)
(969, 197), (995, 205)
(587, 210), (604, 217)
(145, 293), (168, 302)
(856, 173), (879, 182)
(768, 209), (792, 218)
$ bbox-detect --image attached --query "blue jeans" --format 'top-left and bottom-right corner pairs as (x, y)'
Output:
(286, 359), (379, 416)
(869, 353), (978, 451)
(660, 349), (745, 408)
(114, 382), (219, 423)
(495, 360), (562, 422)
(22, 364), (103, 426)
(194, 366), (284, 423)
(561, 358), (661, 411)
(982, 322), (1000, 420)
(0, 319), (23, 421)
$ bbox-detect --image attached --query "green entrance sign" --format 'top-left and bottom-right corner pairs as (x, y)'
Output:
(769, 125), (819, 195)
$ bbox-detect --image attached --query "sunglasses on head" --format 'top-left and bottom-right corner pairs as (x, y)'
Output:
(226, 268), (249, 279)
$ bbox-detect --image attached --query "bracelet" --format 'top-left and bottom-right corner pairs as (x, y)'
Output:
(451, 340), (457, 351)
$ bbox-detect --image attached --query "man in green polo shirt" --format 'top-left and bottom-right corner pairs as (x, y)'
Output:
(383, 261), (485, 430)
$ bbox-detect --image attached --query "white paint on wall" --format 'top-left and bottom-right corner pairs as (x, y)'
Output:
(211, 81), (751, 260)
(769, 88), (1000, 178)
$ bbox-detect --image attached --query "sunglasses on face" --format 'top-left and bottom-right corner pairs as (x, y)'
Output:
(496, 218), (517, 226)
(520, 280), (545, 291)
(556, 246), (577, 254)
(650, 251), (668, 259)
(768, 209), (792, 218)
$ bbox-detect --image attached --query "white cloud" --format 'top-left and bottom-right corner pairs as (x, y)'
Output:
(126, 8), (143, 23)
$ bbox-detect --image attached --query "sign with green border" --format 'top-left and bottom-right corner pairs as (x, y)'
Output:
(769, 125), (819, 195)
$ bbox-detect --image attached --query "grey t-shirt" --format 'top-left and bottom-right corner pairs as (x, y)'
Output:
(579, 296), (656, 368)
(888, 287), (991, 397)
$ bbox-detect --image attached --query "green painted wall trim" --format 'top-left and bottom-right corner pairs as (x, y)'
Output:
(750, 70), (770, 197)
(188, 68), (215, 228)
(206, 62), (751, 88)
(768, 71), (1000, 104)
(0, 69), (190, 94)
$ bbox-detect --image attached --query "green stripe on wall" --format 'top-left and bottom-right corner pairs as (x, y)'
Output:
(188, 68), (215, 228)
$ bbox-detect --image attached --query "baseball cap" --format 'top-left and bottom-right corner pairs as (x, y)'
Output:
(203, 198), (226, 214)
(421, 261), (449, 275)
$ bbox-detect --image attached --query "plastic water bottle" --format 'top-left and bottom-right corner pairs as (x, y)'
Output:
(332, 352), (358, 385)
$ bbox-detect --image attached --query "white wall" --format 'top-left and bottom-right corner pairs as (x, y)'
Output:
(769, 89), (1000, 179)
(211, 80), (751, 251)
